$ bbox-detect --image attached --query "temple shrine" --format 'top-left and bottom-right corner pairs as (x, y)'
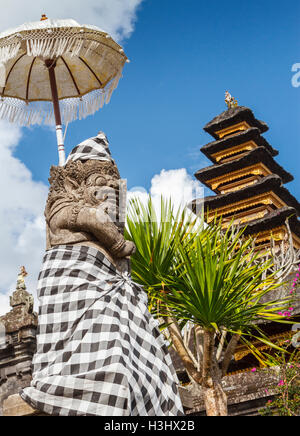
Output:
(190, 96), (300, 252)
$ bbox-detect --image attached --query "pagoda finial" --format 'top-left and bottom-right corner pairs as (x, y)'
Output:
(225, 91), (238, 109)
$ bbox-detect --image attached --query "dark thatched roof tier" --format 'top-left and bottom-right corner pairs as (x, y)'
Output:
(195, 147), (293, 187)
(201, 127), (278, 162)
(242, 206), (300, 238)
(204, 106), (269, 139)
(190, 174), (300, 216)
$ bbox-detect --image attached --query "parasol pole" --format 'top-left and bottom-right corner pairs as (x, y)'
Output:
(45, 59), (66, 167)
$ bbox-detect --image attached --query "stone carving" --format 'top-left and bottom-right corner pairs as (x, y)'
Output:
(45, 158), (135, 263)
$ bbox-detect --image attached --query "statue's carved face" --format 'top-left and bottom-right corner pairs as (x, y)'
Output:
(47, 160), (122, 224)
(85, 172), (120, 220)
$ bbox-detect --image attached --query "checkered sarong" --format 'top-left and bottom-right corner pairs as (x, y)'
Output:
(20, 245), (184, 416)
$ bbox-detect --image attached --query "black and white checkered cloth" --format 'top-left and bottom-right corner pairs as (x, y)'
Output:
(65, 131), (113, 165)
(20, 245), (184, 416)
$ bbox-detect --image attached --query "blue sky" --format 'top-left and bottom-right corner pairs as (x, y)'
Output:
(0, 0), (299, 312)
(14, 0), (300, 198)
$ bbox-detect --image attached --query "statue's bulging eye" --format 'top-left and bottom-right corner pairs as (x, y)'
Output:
(95, 177), (106, 186)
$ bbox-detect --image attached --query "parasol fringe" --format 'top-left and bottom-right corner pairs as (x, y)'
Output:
(0, 72), (122, 126)
(0, 42), (21, 63)
(0, 42), (21, 86)
(24, 36), (102, 61)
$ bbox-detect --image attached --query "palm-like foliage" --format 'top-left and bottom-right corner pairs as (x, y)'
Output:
(125, 197), (202, 306)
(158, 226), (288, 333)
(125, 196), (294, 415)
(126, 197), (289, 334)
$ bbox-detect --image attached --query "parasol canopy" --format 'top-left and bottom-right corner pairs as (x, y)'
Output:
(0, 15), (128, 165)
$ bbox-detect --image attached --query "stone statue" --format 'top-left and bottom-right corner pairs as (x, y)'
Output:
(20, 132), (183, 416)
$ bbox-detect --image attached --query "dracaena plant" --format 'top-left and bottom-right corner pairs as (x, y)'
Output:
(125, 197), (293, 416)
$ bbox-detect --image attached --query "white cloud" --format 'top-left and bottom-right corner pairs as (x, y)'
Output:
(127, 168), (204, 221)
(151, 169), (203, 211)
(0, 0), (143, 41)
(0, 121), (47, 316)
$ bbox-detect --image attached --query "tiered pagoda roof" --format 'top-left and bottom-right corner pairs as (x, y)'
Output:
(190, 104), (300, 250)
(200, 128), (278, 163)
(195, 148), (293, 190)
(203, 106), (268, 138)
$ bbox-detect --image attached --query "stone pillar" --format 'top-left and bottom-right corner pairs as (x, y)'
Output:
(0, 268), (38, 416)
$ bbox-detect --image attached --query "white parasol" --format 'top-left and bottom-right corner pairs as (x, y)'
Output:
(0, 14), (128, 166)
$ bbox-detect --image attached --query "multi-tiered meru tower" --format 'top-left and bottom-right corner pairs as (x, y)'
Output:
(190, 99), (300, 252)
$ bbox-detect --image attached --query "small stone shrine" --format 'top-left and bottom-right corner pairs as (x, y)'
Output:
(0, 267), (38, 416)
